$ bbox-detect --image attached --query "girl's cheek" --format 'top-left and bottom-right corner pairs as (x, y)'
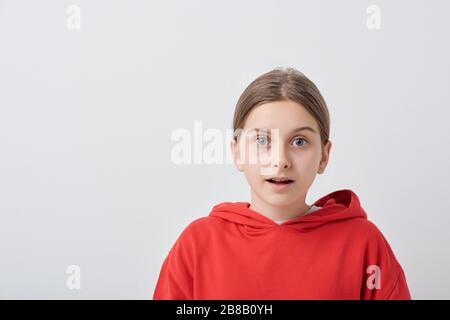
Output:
(256, 149), (272, 166)
(238, 142), (253, 165)
(294, 152), (320, 171)
(244, 144), (267, 166)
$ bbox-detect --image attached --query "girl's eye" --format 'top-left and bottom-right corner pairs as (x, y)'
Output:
(292, 137), (307, 147)
(255, 136), (269, 146)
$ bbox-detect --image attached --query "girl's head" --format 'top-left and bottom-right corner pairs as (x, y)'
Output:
(231, 67), (332, 210)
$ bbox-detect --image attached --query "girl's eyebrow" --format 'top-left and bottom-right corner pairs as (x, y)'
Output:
(246, 128), (270, 135)
(247, 126), (317, 134)
(291, 126), (317, 134)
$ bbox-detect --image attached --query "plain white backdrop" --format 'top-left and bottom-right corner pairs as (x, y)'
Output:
(0, 0), (449, 299)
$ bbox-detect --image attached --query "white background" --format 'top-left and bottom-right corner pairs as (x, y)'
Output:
(0, 0), (449, 299)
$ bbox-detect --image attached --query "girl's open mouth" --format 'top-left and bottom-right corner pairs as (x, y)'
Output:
(266, 178), (294, 184)
(265, 178), (294, 190)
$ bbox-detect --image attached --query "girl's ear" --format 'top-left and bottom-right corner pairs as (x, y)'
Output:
(230, 139), (244, 172)
(318, 140), (332, 174)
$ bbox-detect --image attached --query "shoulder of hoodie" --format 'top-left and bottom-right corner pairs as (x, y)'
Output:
(171, 214), (236, 247)
(335, 213), (386, 239)
(177, 215), (221, 237)
(339, 215), (401, 258)
(164, 217), (212, 256)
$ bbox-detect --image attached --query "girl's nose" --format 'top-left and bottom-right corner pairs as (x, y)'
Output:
(274, 160), (291, 169)
(273, 153), (291, 169)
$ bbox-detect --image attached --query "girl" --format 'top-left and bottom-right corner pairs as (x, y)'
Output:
(153, 67), (411, 300)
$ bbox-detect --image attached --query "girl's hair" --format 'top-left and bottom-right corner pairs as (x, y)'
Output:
(232, 67), (330, 146)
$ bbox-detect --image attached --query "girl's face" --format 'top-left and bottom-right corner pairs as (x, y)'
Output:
(231, 99), (332, 210)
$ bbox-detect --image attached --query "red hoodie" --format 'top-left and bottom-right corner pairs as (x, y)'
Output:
(153, 189), (411, 300)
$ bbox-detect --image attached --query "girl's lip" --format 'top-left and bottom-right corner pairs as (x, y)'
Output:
(265, 180), (294, 190)
(266, 176), (293, 182)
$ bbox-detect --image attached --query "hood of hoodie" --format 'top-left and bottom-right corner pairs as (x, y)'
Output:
(209, 189), (367, 232)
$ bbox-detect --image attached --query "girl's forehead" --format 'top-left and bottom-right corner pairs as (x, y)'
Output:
(242, 100), (319, 130)
(242, 115), (320, 135)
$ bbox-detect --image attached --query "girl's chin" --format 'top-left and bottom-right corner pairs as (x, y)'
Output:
(264, 193), (298, 205)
